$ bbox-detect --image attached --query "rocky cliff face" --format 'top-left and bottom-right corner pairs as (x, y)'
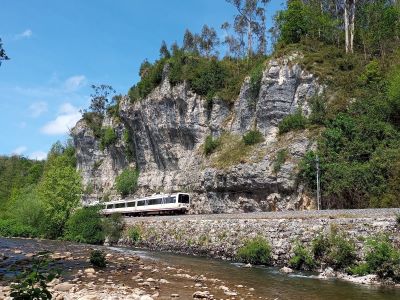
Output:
(72, 54), (321, 213)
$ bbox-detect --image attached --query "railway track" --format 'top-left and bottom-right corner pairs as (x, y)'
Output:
(124, 207), (400, 223)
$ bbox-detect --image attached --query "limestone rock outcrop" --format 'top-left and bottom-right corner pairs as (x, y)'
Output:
(72, 55), (320, 213)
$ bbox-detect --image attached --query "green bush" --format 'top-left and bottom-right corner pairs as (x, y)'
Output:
(82, 112), (103, 138)
(273, 149), (288, 174)
(309, 94), (327, 125)
(100, 127), (117, 150)
(311, 228), (356, 270)
(278, 110), (308, 134)
(115, 168), (139, 197)
(128, 225), (141, 245)
(89, 250), (107, 268)
(237, 236), (271, 265)
(289, 242), (315, 270)
(0, 219), (38, 238)
(64, 206), (104, 244)
(364, 236), (400, 281)
(102, 213), (124, 244)
(242, 130), (264, 145)
(204, 135), (220, 156)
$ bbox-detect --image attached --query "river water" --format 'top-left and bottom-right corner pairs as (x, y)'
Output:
(1, 238), (400, 299)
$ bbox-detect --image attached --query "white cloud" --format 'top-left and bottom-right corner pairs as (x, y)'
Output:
(12, 146), (28, 155)
(41, 103), (81, 135)
(15, 29), (33, 39)
(29, 151), (47, 161)
(64, 75), (87, 91)
(29, 101), (48, 117)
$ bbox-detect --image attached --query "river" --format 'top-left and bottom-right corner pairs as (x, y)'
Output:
(1, 237), (399, 299)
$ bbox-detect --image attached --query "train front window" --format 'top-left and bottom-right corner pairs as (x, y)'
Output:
(178, 194), (190, 204)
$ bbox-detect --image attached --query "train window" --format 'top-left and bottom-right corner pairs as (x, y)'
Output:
(165, 196), (176, 204)
(127, 202), (136, 207)
(137, 200), (146, 206)
(148, 198), (162, 205)
(106, 204), (113, 209)
(115, 203), (126, 208)
(178, 194), (190, 204)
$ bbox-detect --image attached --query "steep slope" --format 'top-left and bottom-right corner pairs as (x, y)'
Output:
(72, 55), (321, 213)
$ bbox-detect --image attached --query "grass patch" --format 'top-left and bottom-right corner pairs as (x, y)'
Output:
(211, 133), (255, 169)
(127, 225), (142, 245)
(90, 250), (106, 268)
(204, 135), (220, 156)
(100, 127), (117, 151)
(237, 236), (271, 265)
(273, 149), (288, 174)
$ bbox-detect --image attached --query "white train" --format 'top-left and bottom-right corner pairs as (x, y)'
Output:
(102, 193), (190, 216)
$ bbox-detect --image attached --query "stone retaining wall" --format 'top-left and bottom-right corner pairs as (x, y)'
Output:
(123, 215), (400, 266)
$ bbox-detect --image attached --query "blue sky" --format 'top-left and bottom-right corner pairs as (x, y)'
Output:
(0, 0), (283, 160)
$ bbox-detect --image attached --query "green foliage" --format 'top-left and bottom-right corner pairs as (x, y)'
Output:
(37, 151), (82, 239)
(273, 149), (288, 174)
(128, 59), (165, 102)
(237, 236), (271, 265)
(100, 127), (117, 150)
(102, 213), (124, 244)
(311, 228), (356, 270)
(82, 112), (103, 138)
(309, 94), (327, 125)
(242, 130), (264, 146)
(289, 242), (315, 271)
(115, 168), (139, 197)
(127, 225), (141, 245)
(204, 135), (220, 156)
(249, 63), (264, 101)
(363, 236), (400, 281)
(0, 219), (38, 238)
(278, 110), (308, 134)
(90, 250), (107, 268)
(0, 156), (44, 212)
(10, 252), (58, 300)
(64, 206), (104, 244)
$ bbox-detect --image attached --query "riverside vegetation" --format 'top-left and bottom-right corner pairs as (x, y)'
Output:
(0, 0), (400, 289)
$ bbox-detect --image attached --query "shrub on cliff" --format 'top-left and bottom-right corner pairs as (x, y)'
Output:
(64, 206), (104, 244)
(237, 236), (271, 265)
(278, 110), (308, 134)
(242, 130), (264, 146)
(115, 168), (139, 197)
(204, 135), (220, 156)
(100, 127), (117, 150)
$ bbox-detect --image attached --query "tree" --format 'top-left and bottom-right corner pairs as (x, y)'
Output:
(159, 40), (171, 59)
(183, 29), (199, 53)
(37, 153), (82, 238)
(226, 0), (270, 57)
(0, 38), (9, 66)
(88, 84), (116, 115)
(199, 25), (220, 57)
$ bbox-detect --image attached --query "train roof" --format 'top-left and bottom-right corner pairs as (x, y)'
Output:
(102, 192), (189, 205)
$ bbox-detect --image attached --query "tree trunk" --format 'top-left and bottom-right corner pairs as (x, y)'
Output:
(247, 20), (252, 57)
(344, 0), (356, 54)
